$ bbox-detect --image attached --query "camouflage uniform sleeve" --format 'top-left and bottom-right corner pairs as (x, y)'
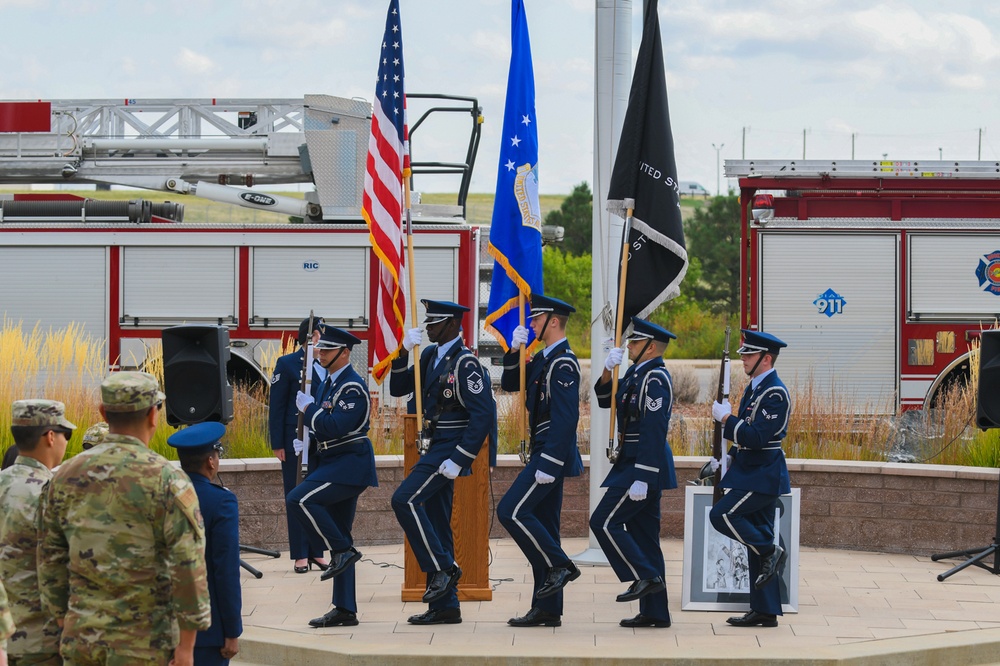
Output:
(36, 478), (69, 621)
(162, 469), (211, 632)
(0, 578), (14, 644)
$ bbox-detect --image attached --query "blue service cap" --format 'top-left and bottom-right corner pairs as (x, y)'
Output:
(314, 323), (361, 350)
(421, 299), (470, 325)
(737, 329), (787, 354)
(529, 293), (575, 318)
(167, 421), (226, 454)
(626, 317), (677, 344)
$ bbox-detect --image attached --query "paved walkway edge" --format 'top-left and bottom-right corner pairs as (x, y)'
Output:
(237, 626), (1000, 666)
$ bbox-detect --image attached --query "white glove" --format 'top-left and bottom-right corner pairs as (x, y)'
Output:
(534, 469), (555, 485)
(712, 399), (732, 423)
(295, 391), (315, 412)
(403, 327), (423, 352)
(628, 480), (648, 501)
(292, 438), (305, 456)
(709, 457), (721, 473)
(438, 459), (461, 479)
(511, 325), (530, 347)
(604, 346), (624, 372)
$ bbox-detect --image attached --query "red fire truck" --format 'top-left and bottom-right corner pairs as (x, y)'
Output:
(727, 159), (1000, 413)
(0, 94), (484, 387)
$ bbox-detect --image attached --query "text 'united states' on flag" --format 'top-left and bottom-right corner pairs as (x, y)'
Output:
(606, 0), (688, 322)
(363, 0), (410, 383)
(484, 0), (544, 352)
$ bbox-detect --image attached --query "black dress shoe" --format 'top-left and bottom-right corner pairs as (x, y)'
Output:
(422, 564), (462, 603)
(309, 557), (330, 571)
(620, 613), (671, 628)
(508, 607), (561, 627)
(321, 547), (362, 581)
(754, 545), (787, 590)
(294, 562), (310, 574)
(535, 562), (581, 599)
(308, 608), (358, 627)
(616, 577), (665, 602)
(407, 608), (462, 625)
(727, 610), (778, 627)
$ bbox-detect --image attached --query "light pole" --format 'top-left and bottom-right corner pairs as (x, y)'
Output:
(712, 142), (724, 196)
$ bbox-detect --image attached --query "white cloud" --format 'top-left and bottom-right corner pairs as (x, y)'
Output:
(175, 48), (215, 76)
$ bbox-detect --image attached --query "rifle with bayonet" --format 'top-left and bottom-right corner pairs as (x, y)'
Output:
(294, 310), (315, 485)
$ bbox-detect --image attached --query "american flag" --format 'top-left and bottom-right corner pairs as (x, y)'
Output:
(363, 0), (409, 383)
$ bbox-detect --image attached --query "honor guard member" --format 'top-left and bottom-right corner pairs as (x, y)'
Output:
(1, 579), (15, 666)
(592, 318), (678, 628)
(0, 400), (75, 665)
(389, 299), (497, 625)
(287, 325), (377, 629)
(709, 329), (791, 628)
(268, 316), (331, 574)
(38, 371), (211, 666)
(497, 294), (583, 627)
(168, 423), (242, 665)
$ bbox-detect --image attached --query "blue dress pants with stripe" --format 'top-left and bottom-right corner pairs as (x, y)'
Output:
(709, 488), (783, 616)
(286, 471), (364, 613)
(280, 454), (323, 560)
(391, 462), (458, 610)
(590, 486), (669, 622)
(497, 468), (570, 616)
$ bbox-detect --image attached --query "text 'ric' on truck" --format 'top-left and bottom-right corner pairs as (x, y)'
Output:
(0, 94), (487, 390)
(728, 159), (1000, 415)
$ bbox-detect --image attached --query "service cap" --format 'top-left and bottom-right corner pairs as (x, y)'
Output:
(626, 317), (677, 344)
(737, 329), (787, 355)
(421, 299), (469, 325)
(529, 293), (575, 318)
(315, 323), (361, 350)
(167, 421), (226, 455)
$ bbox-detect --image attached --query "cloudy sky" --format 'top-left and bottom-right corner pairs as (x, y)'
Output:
(2, 0), (998, 196)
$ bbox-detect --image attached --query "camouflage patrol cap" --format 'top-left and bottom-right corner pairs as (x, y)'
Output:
(81, 421), (109, 449)
(100, 371), (166, 413)
(11, 399), (77, 429)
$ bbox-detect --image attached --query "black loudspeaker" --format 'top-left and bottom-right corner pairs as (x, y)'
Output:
(162, 325), (233, 426)
(977, 330), (1000, 430)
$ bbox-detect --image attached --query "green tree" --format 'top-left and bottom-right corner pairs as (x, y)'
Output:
(541, 249), (592, 357)
(545, 182), (593, 256)
(684, 194), (740, 312)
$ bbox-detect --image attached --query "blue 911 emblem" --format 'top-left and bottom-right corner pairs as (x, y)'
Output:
(814, 288), (846, 317)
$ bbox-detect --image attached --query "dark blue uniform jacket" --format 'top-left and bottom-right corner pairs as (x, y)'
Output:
(721, 370), (791, 496)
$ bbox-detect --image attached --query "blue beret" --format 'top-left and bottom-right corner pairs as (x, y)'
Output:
(421, 299), (469, 324)
(167, 421), (226, 453)
(737, 329), (787, 354)
(626, 317), (677, 344)
(529, 293), (575, 318)
(315, 323), (361, 349)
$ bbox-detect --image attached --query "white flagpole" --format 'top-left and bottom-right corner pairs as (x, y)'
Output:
(573, 0), (632, 566)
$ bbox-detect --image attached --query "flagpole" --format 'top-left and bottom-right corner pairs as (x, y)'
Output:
(518, 292), (528, 461)
(404, 178), (422, 440)
(607, 208), (632, 460)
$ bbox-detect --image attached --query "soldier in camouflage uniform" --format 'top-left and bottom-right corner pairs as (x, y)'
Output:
(0, 399), (76, 665)
(37, 372), (211, 666)
(1, 578), (17, 666)
(79, 423), (108, 451)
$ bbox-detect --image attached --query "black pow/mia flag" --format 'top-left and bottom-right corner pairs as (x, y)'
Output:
(607, 0), (688, 321)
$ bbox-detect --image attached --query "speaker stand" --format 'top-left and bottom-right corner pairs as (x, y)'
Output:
(931, 469), (1000, 581)
(238, 543), (281, 579)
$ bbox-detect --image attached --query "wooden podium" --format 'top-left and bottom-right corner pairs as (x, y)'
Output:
(401, 414), (492, 601)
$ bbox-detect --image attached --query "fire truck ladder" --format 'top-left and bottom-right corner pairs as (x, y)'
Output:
(726, 159), (1000, 180)
(0, 94), (483, 222)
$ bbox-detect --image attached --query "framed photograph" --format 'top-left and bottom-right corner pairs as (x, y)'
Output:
(681, 485), (800, 612)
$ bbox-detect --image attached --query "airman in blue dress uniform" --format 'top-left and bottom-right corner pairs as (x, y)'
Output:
(497, 294), (584, 628)
(389, 299), (497, 625)
(592, 317), (678, 628)
(287, 324), (378, 628)
(267, 316), (329, 574)
(168, 422), (242, 666)
(709, 329), (791, 628)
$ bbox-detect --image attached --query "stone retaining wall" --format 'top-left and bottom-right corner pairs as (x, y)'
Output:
(219, 456), (998, 557)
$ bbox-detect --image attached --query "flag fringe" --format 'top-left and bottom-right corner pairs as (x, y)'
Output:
(487, 242), (533, 297)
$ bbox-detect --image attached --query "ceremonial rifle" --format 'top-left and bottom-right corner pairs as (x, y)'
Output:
(712, 326), (731, 503)
(294, 310), (315, 485)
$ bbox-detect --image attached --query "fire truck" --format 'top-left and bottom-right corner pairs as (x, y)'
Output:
(0, 94), (484, 387)
(727, 159), (1000, 413)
